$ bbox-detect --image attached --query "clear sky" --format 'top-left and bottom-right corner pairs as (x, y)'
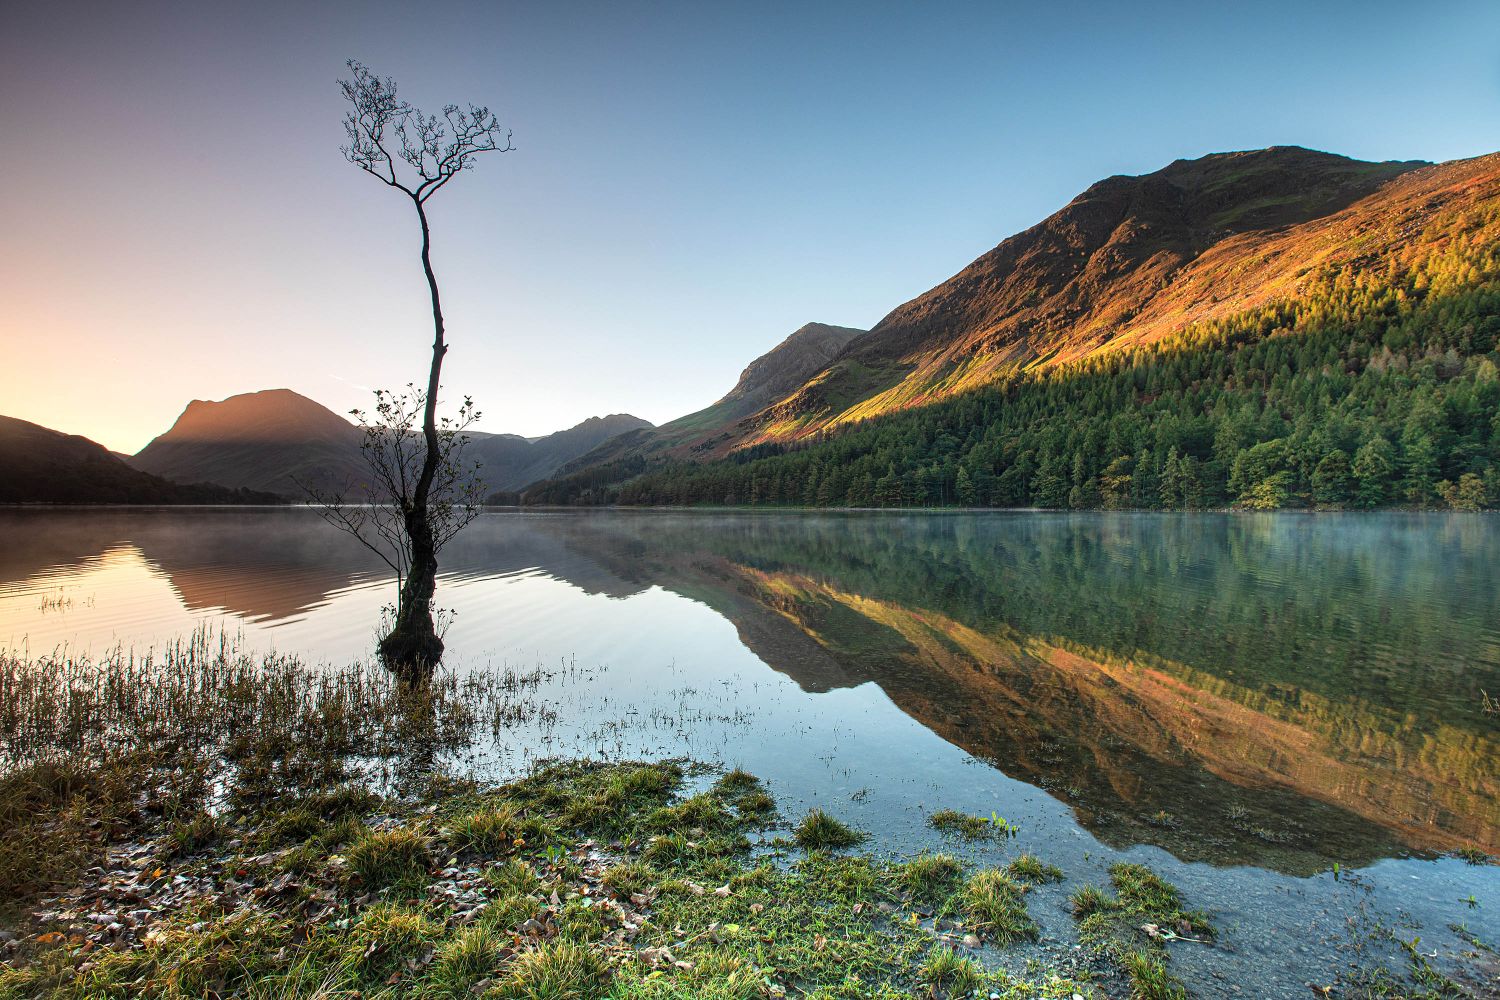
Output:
(2, 0), (1497, 453)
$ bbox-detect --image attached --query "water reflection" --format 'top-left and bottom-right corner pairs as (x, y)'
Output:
(1, 508), (1496, 875)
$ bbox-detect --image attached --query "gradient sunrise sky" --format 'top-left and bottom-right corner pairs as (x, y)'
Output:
(3, 0), (1498, 453)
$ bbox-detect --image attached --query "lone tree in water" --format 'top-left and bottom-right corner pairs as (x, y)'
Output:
(326, 59), (513, 679)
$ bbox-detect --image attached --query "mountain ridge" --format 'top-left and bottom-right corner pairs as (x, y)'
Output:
(132, 389), (368, 497)
(526, 144), (1500, 509)
(0, 415), (280, 505)
(741, 146), (1432, 447)
(128, 388), (654, 500)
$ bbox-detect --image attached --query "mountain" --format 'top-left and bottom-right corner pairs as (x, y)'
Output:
(529, 146), (1500, 509)
(0, 415), (279, 504)
(132, 389), (367, 498)
(669, 323), (865, 433)
(474, 413), (654, 497)
(526, 321), (865, 501)
(748, 147), (1425, 444)
(129, 388), (652, 500)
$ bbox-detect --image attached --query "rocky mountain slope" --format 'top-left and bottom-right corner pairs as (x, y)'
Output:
(747, 147), (1434, 445)
(527, 145), (1500, 507)
(671, 322), (865, 433)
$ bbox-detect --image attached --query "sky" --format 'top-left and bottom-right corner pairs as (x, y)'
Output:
(2, 0), (1498, 453)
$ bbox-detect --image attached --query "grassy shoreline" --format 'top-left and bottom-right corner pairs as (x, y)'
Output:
(3, 749), (1217, 999)
(0, 638), (1485, 998)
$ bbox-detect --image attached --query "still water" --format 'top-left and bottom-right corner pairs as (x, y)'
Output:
(1, 508), (1497, 996)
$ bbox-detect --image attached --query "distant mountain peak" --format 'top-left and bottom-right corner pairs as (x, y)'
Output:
(569, 413), (653, 431)
(145, 389), (358, 448)
(719, 322), (865, 408)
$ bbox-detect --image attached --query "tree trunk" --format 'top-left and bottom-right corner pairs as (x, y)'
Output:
(379, 198), (448, 682)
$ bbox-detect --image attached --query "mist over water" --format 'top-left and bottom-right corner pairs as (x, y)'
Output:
(0, 508), (1496, 996)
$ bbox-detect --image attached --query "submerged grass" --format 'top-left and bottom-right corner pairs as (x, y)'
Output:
(1069, 862), (1216, 999)
(927, 808), (991, 840)
(0, 629), (550, 919)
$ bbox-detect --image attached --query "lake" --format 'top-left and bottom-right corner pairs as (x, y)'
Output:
(1, 507), (1497, 996)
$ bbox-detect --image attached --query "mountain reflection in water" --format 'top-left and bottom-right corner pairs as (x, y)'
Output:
(1, 508), (1495, 876)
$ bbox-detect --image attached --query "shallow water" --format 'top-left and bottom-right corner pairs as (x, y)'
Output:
(1, 508), (1497, 996)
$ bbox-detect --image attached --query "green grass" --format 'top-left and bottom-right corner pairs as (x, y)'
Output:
(1006, 852), (1064, 884)
(167, 810), (228, 855)
(714, 770), (776, 819)
(961, 869), (1037, 944)
(893, 852), (964, 901)
(920, 945), (983, 995)
(1069, 863), (1215, 1000)
(0, 757), (1097, 1000)
(601, 859), (657, 899)
(429, 924), (504, 995)
(345, 826), (432, 890)
(448, 802), (524, 855)
(344, 902), (442, 978)
(927, 808), (991, 839)
(647, 792), (736, 834)
(0, 632), (1106, 1000)
(492, 940), (611, 999)
(1122, 948), (1189, 1000)
(793, 808), (865, 850)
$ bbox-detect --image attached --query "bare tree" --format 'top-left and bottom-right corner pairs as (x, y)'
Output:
(309, 388), (485, 677)
(328, 59), (512, 678)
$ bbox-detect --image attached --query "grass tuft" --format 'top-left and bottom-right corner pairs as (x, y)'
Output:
(168, 810), (228, 855)
(492, 939), (612, 999)
(344, 902), (441, 978)
(647, 793), (735, 834)
(602, 859), (658, 899)
(894, 852), (964, 900)
(1005, 852), (1064, 885)
(448, 802), (524, 855)
(921, 945), (983, 994)
(1070, 883), (1109, 918)
(431, 923), (503, 994)
(345, 826), (431, 890)
(1122, 948), (1189, 1000)
(927, 809), (990, 839)
(960, 869), (1037, 945)
(793, 809), (865, 850)
(1070, 863), (1214, 999)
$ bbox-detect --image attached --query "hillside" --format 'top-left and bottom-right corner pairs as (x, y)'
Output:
(668, 322), (865, 436)
(131, 389), (367, 498)
(530, 321), (866, 502)
(0, 416), (278, 504)
(749, 147), (1427, 445)
(528, 146), (1500, 509)
(475, 413), (654, 496)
